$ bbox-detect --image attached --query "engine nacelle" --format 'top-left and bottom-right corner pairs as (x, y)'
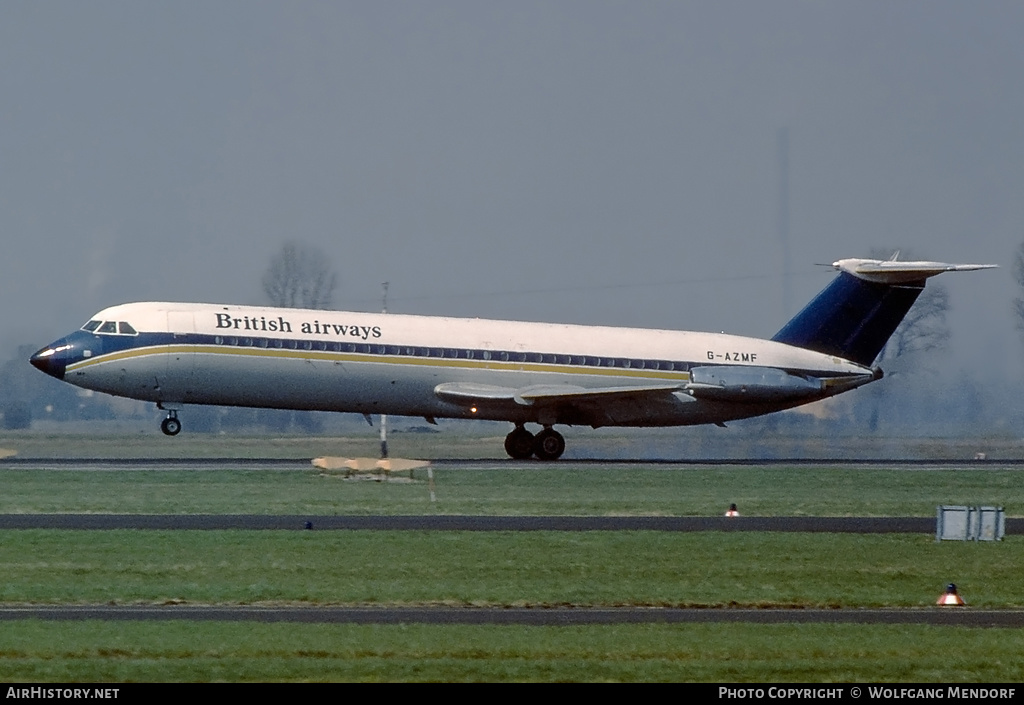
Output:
(686, 365), (824, 403)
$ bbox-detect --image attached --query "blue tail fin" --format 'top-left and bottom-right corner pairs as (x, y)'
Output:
(772, 257), (995, 367)
(771, 272), (923, 367)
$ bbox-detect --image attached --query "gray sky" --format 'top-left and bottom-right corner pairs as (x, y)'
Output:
(2, 1), (1021, 381)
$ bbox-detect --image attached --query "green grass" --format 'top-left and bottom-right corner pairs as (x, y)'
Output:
(2, 432), (1023, 681)
(1, 465), (1022, 516)
(0, 429), (502, 460)
(3, 426), (1022, 461)
(1, 621), (1023, 682)
(0, 531), (1020, 608)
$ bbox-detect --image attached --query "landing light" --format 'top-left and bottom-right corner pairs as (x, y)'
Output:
(38, 344), (72, 357)
(470, 407), (478, 413)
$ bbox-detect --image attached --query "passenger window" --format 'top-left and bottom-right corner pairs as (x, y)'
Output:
(118, 322), (137, 335)
(97, 321), (117, 334)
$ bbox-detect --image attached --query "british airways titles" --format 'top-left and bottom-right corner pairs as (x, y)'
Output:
(215, 313), (382, 340)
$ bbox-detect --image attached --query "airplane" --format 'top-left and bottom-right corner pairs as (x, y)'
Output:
(30, 256), (995, 460)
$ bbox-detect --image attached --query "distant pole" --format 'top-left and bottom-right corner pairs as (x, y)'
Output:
(380, 282), (389, 459)
(777, 127), (792, 318)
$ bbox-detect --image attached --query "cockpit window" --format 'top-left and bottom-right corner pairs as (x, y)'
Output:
(89, 320), (140, 335)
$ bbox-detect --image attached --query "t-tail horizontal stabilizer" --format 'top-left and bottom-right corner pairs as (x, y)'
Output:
(772, 257), (996, 367)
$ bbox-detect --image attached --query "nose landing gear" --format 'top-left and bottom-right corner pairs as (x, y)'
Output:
(160, 410), (181, 436)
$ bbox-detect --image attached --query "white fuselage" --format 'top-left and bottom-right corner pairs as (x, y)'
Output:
(51, 301), (873, 428)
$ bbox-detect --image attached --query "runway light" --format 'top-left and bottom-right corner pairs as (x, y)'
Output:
(937, 583), (966, 606)
(470, 406), (478, 413)
(725, 503), (739, 517)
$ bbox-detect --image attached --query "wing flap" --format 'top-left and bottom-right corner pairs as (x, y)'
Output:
(517, 383), (686, 404)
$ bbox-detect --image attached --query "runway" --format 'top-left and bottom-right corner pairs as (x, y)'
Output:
(1, 605), (1021, 627)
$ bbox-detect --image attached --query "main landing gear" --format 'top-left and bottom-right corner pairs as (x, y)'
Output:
(160, 410), (181, 436)
(504, 425), (566, 461)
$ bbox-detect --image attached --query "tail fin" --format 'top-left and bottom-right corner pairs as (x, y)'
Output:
(772, 258), (996, 367)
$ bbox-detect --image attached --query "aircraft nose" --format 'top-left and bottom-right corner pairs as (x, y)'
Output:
(30, 342), (69, 380)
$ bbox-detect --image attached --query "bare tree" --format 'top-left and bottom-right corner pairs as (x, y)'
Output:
(869, 249), (950, 367)
(878, 284), (950, 364)
(1013, 241), (1024, 335)
(262, 241), (338, 310)
(856, 249), (951, 433)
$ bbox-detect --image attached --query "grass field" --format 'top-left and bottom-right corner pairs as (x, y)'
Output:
(1, 464), (1022, 517)
(3, 622), (1023, 682)
(3, 424), (1023, 461)
(1, 431), (1022, 681)
(0, 531), (1021, 607)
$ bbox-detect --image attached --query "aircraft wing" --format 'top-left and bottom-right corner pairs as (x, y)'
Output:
(434, 381), (690, 426)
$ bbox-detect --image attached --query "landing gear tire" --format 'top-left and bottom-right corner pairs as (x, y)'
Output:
(161, 415), (181, 436)
(504, 427), (535, 460)
(533, 428), (565, 461)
